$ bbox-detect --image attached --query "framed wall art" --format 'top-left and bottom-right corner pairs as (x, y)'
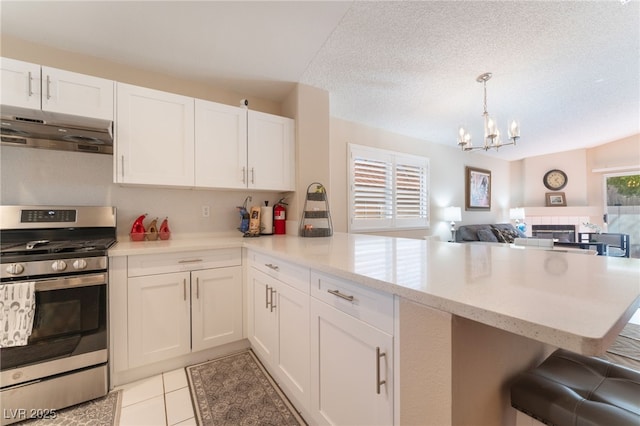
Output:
(545, 192), (567, 207)
(465, 166), (491, 210)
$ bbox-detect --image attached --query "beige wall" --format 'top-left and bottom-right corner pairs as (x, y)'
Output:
(330, 118), (512, 241)
(586, 134), (640, 225)
(1, 36), (638, 240)
(1, 35), (282, 115)
(0, 36), (286, 236)
(511, 134), (640, 229)
(282, 84), (331, 226)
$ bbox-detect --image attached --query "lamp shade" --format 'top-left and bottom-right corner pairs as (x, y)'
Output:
(444, 206), (462, 222)
(509, 208), (525, 221)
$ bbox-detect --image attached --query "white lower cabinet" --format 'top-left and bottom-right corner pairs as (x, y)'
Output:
(128, 271), (191, 368)
(310, 271), (394, 425)
(191, 267), (243, 352)
(247, 251), (310, 414)
(123, 249), (242, 370)
(127, 266), (242, 368)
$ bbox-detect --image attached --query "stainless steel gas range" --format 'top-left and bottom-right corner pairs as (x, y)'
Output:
(0, 205), (116, 425)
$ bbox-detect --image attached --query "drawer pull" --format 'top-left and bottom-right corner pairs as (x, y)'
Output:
(328, 289), (354, 302)
(376, 347), (386, 394)
(265, 263), (279, 271)
(196, 277), (200, 299)
(178, 259), (203, 264)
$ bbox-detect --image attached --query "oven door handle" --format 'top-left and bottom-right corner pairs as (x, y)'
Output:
(32, 273), (107, 292)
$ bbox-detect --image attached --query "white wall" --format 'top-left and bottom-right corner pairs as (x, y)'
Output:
(0, 145), (282, 239)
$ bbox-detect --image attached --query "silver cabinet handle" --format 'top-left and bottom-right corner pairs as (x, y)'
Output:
(196, 277), (199, 299)
(27, 71), (34, 96)
(242, 166), (246, 184)
(265, 284), (270, 309)
(121, 155), (125, 179)
(270, 288), (277, 312)
(251, 167), (255, 184)
(376, 347), (386, 394)
(178, 259), (203, 264)
(46, 75), (51, 100)
(265, 263), (279, 271)
(183, 279), (187, 301)
(328, 289), (354, 302)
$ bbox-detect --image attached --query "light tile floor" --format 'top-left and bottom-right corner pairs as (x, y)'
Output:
(114, 368), (196, 426)
(109, 309), (640, 426)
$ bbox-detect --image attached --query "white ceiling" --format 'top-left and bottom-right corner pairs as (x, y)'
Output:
(2, 1), (638, 161)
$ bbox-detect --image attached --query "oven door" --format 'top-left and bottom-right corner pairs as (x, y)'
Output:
(0, 273), (107, 388)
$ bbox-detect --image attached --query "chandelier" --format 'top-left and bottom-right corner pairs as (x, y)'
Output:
(457, 72), (520, 152)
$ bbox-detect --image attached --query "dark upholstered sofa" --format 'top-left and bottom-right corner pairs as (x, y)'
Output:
(455, 223), (526, 244)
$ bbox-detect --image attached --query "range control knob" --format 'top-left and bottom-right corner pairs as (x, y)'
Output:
(6, 263), (24, 275)
(73, 259), (88, 270)
(51, 260), (67, 272)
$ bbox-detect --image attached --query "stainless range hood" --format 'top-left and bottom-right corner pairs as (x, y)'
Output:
(1, 110), (113, 155)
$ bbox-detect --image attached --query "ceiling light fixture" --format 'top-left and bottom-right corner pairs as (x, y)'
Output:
(457, 72), (520, 152)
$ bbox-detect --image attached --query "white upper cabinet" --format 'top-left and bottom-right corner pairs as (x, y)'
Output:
(1, 57), (114, 122)
(248, 110), (295, 191)
(115, 82), (195, 186)
(195, 99), (248, 189)
(195, 102), (295, 191)
(1, 58), (41, 110)
(114, 81), (293, 190)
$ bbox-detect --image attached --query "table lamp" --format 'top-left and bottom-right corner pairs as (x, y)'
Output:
(444, 206), (462, 242)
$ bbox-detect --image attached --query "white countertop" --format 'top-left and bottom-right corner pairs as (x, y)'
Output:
(109, 232), (640, 356)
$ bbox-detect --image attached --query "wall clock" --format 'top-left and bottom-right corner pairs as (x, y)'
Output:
(543, 169), (568, 191)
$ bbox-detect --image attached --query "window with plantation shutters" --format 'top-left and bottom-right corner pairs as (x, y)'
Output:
(349, 144), (430, 232)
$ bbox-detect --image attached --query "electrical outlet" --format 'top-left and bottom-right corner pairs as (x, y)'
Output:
(202, 205), (210, 217)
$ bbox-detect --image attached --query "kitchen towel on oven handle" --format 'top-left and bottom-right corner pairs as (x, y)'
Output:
(0, 282), (36, 347)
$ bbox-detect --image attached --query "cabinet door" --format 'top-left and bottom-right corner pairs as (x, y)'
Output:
(128, 272), (191, 368)
(247, 110), (295, 191)
(191, 267), (243, 352)
(194, 99), (247, 189)
(116, 82), (194, 186)
(310, 298), (393, 426)
(42, 66), (114, 121)
(0, 57), (41, 110)
(247, 268), (277, 362)
(274, 279), (310, 410)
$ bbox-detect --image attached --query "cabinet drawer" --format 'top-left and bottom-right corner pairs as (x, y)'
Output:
(248, 251), (309, 294)
(310, 271), (394, 334)
(128, 248), (241, 277)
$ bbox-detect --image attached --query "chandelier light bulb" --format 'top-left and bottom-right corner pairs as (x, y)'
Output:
(509, 120), (520, 139)
(458, 126), (466, 142)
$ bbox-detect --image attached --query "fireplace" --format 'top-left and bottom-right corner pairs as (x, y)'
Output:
(531, 224), (576, 243)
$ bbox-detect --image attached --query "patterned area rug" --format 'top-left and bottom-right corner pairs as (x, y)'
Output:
(20, 390), (122, 426)
(601, 322), (640, 371)
(186, 349), (306, 426)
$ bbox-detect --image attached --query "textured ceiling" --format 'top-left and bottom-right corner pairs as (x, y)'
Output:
(2, 1), (639, 161)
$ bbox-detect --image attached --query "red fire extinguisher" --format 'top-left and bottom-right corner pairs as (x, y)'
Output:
(274, 199), (287, 235)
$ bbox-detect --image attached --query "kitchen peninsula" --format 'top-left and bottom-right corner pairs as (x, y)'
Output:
(108, 232), (640, 425)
